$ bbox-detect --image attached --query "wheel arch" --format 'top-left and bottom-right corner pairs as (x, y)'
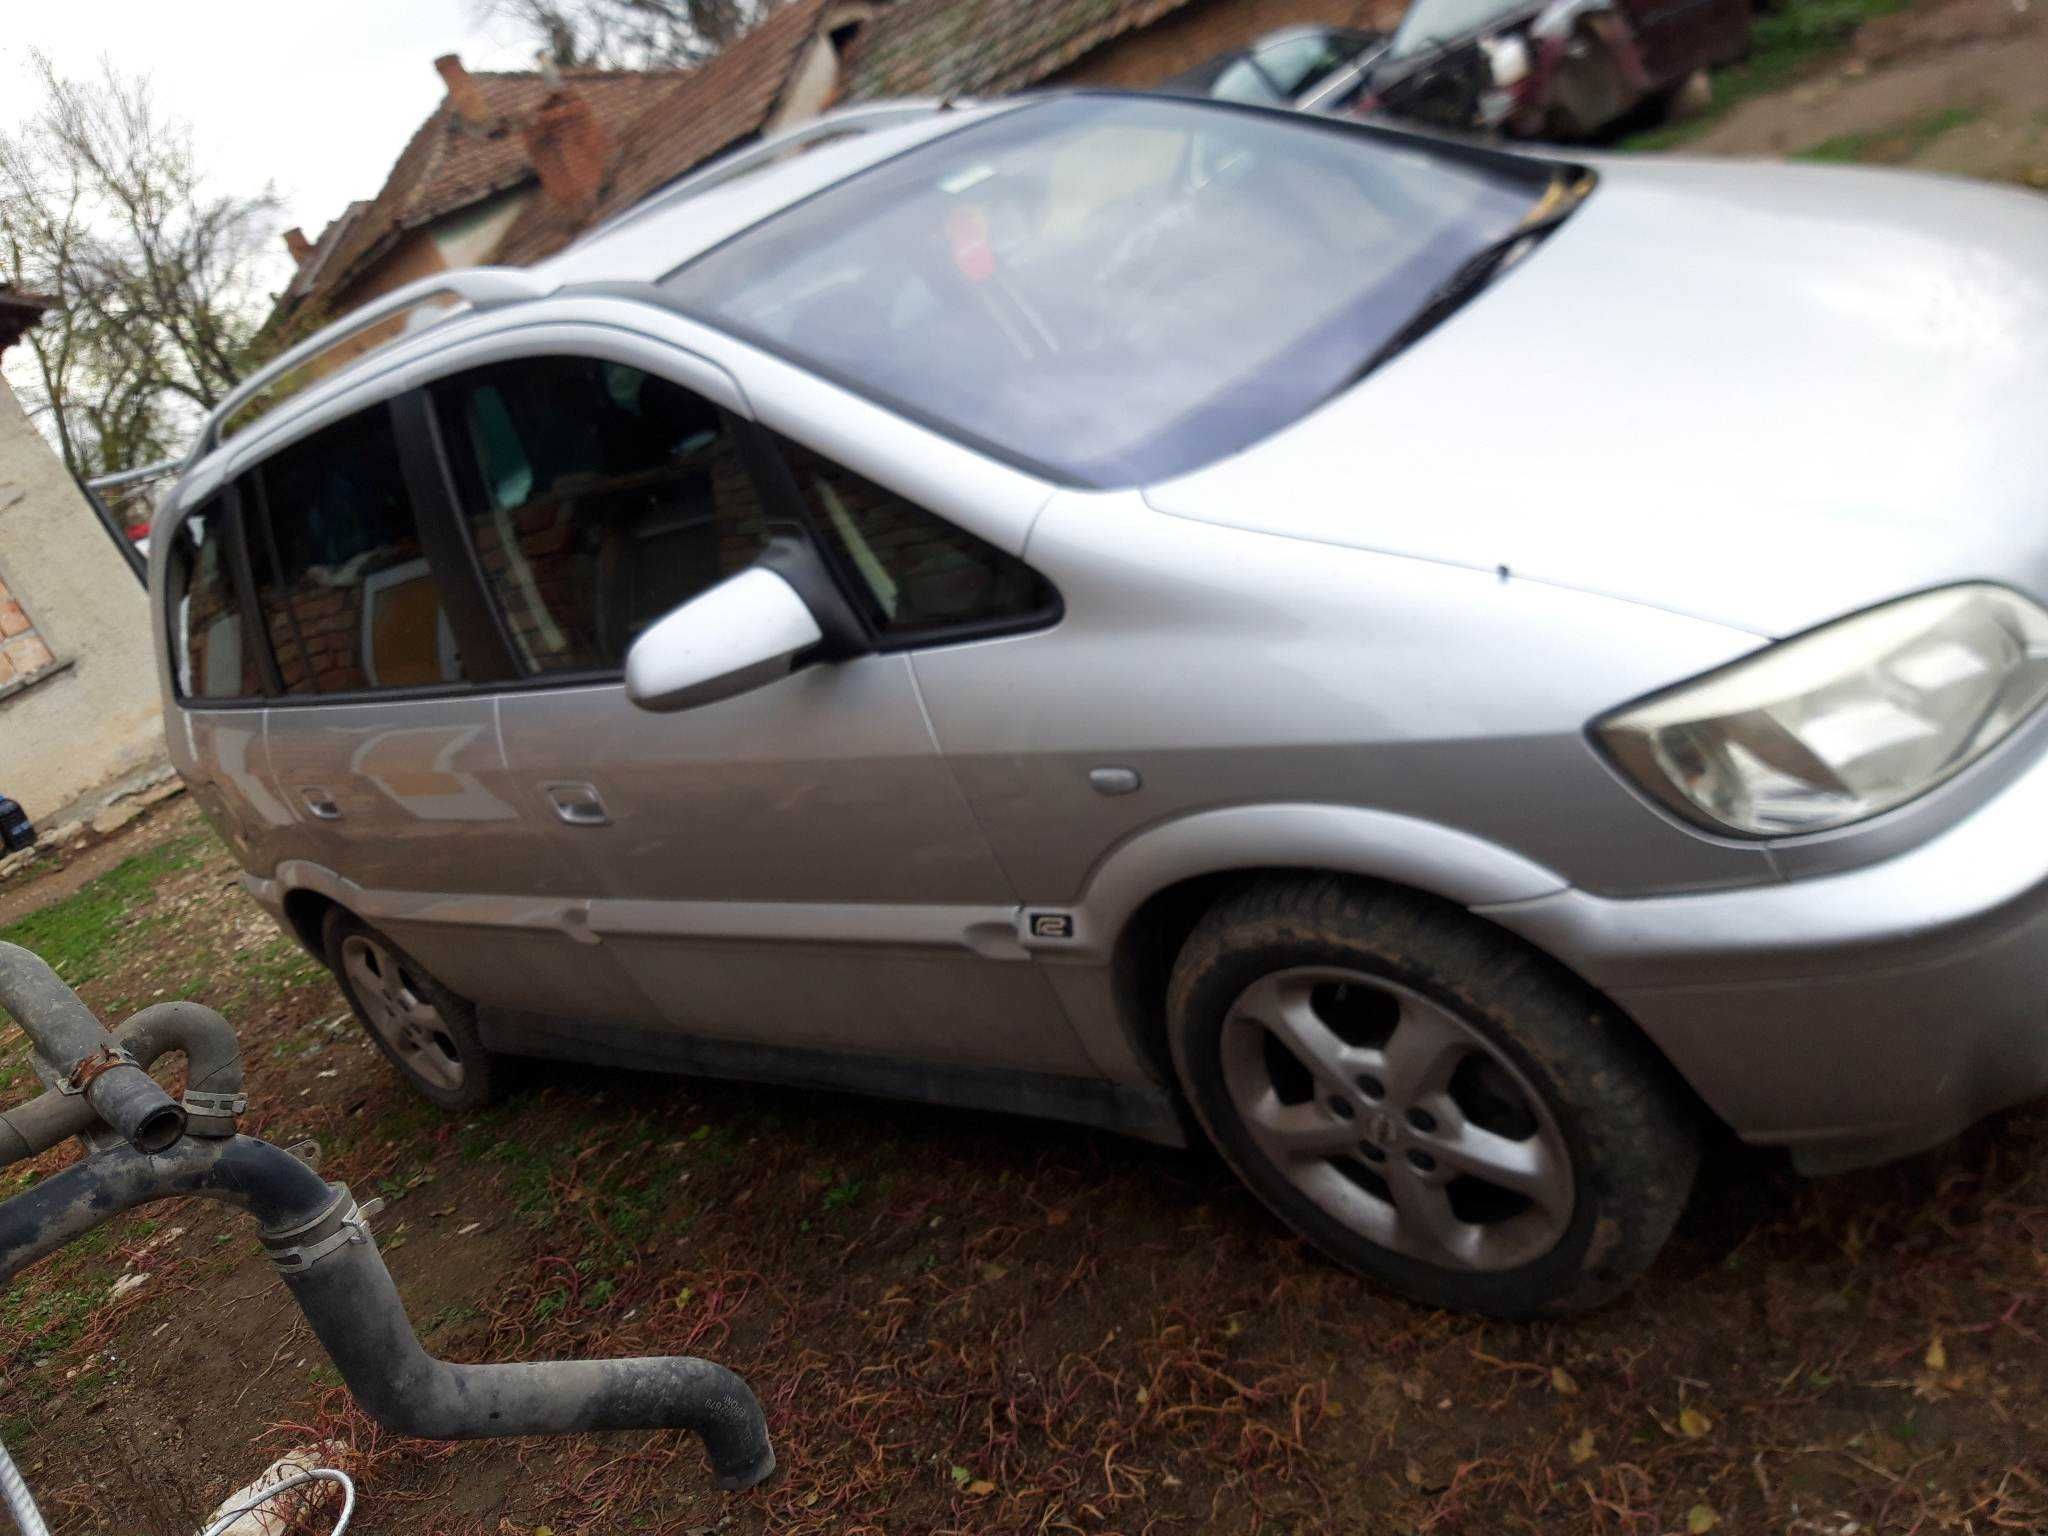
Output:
(1084, 806), (1715, 1130)
(1083, 804), (1566, 1083)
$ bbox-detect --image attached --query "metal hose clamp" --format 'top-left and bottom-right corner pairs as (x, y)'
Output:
(263, 1187), (386, 1274)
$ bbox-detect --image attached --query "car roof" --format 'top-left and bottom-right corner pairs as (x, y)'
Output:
(173, 100), (1013, 493)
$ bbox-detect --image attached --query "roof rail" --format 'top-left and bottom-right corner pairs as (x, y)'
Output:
(190, 266), (546, 464)
(581, 99), (959, 247)
(86, 457), (181, 492)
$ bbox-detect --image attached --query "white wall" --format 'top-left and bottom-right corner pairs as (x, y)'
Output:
(0, 376), (166, 823)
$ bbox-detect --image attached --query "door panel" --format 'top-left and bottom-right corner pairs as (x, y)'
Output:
(426, 350), (1094, 1075)
(495, 661), (1095, 1074)
(262, 696), (649, 1023)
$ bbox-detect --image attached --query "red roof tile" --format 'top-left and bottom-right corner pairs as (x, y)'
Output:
(490, 0), (833, 266)
(294, 68), (678, 316)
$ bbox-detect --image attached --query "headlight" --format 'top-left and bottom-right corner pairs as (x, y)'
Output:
(1593, 584), (2048, 837)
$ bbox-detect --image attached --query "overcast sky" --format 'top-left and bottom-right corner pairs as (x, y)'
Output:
(4, 0), (540, 292)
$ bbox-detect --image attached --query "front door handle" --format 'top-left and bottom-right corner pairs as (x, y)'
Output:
(299, 787), (343, 821)
(543, 781), (610, 827)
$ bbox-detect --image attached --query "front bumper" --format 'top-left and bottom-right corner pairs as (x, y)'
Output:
(1480, 742), (2048, 1172)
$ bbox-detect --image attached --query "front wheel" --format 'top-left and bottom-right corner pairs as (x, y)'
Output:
(324, 910), (504, 1112)
(1166, 877), (1698, 1316)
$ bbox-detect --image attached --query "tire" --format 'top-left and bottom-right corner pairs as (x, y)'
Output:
(1165, 876), (1698, 1317)
(324, 909), (504, 1112)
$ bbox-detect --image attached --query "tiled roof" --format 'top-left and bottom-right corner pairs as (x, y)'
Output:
(298, 68), (678, 315)
(491, 0), (833, 266)
(843, 0), (1201, 98)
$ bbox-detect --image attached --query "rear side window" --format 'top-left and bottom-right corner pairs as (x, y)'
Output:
(166, 499), (262, 701)
(776, 438), (1056, 643)
(432, 357), (770, 675)
(250, 407), (462, 697)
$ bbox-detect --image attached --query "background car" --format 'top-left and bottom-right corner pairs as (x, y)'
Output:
(1355, 0), (1751, 138)
(1160, 24), (1389, 113)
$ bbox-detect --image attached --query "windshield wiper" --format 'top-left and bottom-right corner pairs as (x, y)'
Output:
(1348, 195), (1580, 385)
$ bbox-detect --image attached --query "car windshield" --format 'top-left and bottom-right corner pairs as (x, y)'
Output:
(663, 96), (1552, 486)
(1386, 0), (1532, 60)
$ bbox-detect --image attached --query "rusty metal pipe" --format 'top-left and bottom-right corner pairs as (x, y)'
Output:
(0, 1137), (774, 1491)
(0, 943), (184, 1154)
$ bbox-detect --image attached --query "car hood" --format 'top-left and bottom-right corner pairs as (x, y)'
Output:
(1143, 156), (2048, 637)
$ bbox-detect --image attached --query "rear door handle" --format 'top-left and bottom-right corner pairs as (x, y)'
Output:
(543, 781), (610, 827)
(299, 787), (343, 821)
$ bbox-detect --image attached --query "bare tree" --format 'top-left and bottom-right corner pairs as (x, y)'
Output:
(0, 52), (278, 478)
(477, 0), (787, 68)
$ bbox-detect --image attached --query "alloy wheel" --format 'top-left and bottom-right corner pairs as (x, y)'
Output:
(1218, 966), (1574, 1271)
(341, 933), (466, 1092)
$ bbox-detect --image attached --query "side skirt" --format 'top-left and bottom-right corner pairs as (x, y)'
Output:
(477, 1008), (1189, 1148)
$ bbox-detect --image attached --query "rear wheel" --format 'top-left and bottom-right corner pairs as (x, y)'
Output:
(324, 910), (503, 1112)
(1166, 876), (1698, 1316)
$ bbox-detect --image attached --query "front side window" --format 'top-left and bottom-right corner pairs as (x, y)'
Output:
(776, 438), (1055, 643)
(251, 407), (462, 697)
(432, 357), (770, 675)
(167, 499), (262, 701)
(664, 95), (1552, 487)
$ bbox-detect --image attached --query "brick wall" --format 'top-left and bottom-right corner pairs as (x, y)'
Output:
(0, 573), (57, 691)
(1049, 0), (1397, 90)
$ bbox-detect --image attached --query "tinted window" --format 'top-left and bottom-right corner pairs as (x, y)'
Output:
(167, 499), (262, 701)
(251, 408), (461, 696)
(1211, 57), (1287, 105)
(664, 96), (1549, 487)
(1255, 32), (1367, 94)
(433, 358), (770, 675)
(778, 438), (1055, 642)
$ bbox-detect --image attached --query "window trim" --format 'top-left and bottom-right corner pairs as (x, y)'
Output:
(163, 487), (273, 708)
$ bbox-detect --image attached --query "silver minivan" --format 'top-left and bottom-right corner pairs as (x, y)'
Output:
(156, 93), (2048, 1316)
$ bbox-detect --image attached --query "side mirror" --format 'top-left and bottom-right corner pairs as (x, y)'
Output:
(625, 566), (825, 713)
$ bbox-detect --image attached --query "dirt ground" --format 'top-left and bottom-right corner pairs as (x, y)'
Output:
(7, 800), (2048, 1535)
(1676, 0), (2048, 182)
(8, 7), (2048, 1531)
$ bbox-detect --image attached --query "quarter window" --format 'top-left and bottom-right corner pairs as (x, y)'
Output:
(250, 407), (462, 696)
(166, 499), (262, 701)
(776, 438), (1055, 642)
(433, 357), (770, 675)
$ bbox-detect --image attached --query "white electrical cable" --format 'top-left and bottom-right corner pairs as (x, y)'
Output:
(196, 1468), (355, 1536)
(0, 1430), (52, 1536)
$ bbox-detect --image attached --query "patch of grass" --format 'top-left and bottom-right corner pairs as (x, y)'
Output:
(1623, 0), (1913, 150)
(0, 832), (210, 988)
(1796, 103), (1981, 162)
